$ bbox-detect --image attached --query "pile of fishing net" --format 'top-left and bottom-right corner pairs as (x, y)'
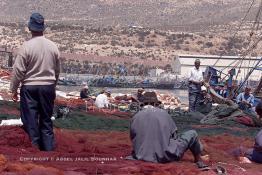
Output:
(199, 104), (262, 127)
(0, 126), (261, 175)
(0, 69), (11, 80)
(53, 111), (129, 131)
(170, 103), (262, 128)
(0, 100), (262, 175)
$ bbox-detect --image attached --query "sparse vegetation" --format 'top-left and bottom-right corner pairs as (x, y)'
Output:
(0, 0), (262, 73)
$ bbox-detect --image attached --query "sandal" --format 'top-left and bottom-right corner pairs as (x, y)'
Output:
(216, 165), (227, 175)
(196, 161), (210, 171)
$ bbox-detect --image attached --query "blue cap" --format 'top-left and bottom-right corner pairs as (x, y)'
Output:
(28, 13), (45, 32)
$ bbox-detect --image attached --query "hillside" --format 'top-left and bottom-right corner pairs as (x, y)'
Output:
(0, 0), (262, 72)
(0, 0), (260, 30)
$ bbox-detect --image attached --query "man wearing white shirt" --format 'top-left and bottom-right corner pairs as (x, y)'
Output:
(95, 89), (111, 108)
(188, 59), (203, 112)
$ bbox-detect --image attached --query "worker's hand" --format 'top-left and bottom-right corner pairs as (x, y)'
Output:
(204, 82), (210, 88)
(12, 92), (18, 102)
(243, 101), (250, 106)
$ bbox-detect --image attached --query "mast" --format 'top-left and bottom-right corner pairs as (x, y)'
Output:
(235, 57), (262, 93)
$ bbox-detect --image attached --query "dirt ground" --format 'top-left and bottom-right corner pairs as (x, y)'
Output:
(0, 125), (261, 175)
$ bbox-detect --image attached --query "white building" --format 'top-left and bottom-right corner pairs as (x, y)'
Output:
(171, 54), (262, 81)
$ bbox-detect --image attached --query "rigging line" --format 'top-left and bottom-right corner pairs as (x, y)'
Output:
(242, 38), (256, 78)
(235, 36), (262, 82)
(247, 55), (256, 74)
(235, 57), (262, 95)
(247, 0), (262, 70)
(246, 37), (259, 74)
(244, 62), (247, 85)
(248, 0), (262, 38)
(231, 44), (255, 70)
(233, 0), (256, 39)
(219, 39), (258, 73)
(235, 31), (258, 79)
(219, 55), (251, 83)
(236, 58), (246, 80)
(247, 0), (262, 43)
(213, 0), (256, 67)
(220, 58), (242, 72)
(251, 52), (261, 68)
(220, 58), (250, 83)
(255, 12), (262, 31)
(241, 0), (262, 77)
(252, 0), (262, 31)
(246, 47), (259, 77)
(219, 59), (242, 81)
(231, 33), (262, 77)
(216, 0), (259, 71)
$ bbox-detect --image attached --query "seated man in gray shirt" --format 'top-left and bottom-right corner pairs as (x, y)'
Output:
(128, 92), (209, 169)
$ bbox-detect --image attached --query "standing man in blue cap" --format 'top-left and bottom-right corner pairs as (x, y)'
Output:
(9, 13), (60, 151)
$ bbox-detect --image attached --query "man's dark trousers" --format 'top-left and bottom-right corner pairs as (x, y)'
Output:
(188, 82), (201, 112)
(20, 84), (56, 151)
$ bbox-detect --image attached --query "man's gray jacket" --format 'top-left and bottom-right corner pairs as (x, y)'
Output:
(130, 105), (187, 163)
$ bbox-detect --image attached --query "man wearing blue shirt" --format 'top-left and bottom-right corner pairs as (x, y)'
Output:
(236, 86), (254, 113)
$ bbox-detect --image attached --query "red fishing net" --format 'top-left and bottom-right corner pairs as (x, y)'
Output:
(0, 126), (261, 175)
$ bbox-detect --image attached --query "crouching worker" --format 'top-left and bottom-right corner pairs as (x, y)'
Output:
(94, 89), (111, 108)
(80, 85), (90, 99)
(196, 86), (212, 114)
(239, 101), (262, 163)
(128, 92), (209, 169)
(80, 84), (95, 105)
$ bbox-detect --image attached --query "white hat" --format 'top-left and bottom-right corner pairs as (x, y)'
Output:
(105, 89), (111, 94)
(201, 86), (207, 91)
(84, 85), (89, 89)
